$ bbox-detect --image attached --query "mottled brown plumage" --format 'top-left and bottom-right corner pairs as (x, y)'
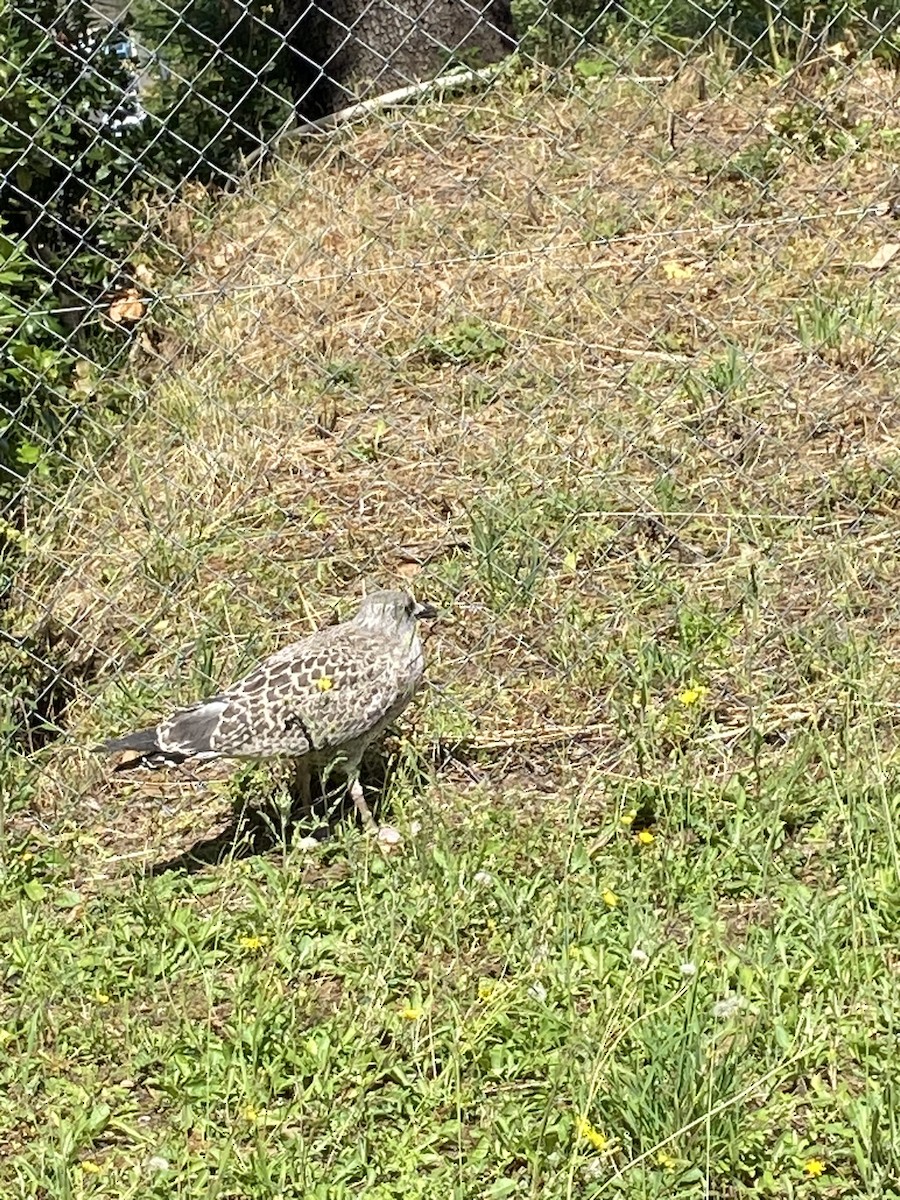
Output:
(99, 590), (436, 835)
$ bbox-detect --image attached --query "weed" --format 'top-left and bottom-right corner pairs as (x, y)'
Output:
(321, 359), (362, 390)
(795, 290), (893, 368)
(694, 140), (784, 188)
(415, 320), (507, 366)
(771, 100), (873, 161)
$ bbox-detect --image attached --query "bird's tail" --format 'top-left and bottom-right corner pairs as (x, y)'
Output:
(98, 727), (160, 755)
(94, 727), (187, 771)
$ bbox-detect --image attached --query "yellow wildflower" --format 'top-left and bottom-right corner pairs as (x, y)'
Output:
(601, 889), (619, 908)
(636, 830), (655, 846)
(94, 991), (110, 1005)
(657, 1151), (679, 1169)
(678, 684), (709, 706)
(575, 1115), (607, 1152)
(620, 810), (637, 826)
(238, 935), (266, 952)
(804, 1159), (825, 1178)
(662, 261), (693, 281)
(243, 1104), (260, 1122)
(400, 1005), (424, 1020)
(80, 1160), (102, 1174)
(478, 980), (496, 1000)
(316, 676), (333, 691)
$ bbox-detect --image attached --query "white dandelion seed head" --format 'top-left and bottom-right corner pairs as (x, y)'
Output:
(473, 870), (493, 886)
(631, 946), (650, 966)
(679, 961), (698, 978)
(712, 994), (745, 1020)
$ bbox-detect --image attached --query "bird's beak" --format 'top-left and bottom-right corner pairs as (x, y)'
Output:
(414, 600), (439, 620)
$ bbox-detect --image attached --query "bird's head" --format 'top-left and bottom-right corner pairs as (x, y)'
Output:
(353, 589), (438, 632)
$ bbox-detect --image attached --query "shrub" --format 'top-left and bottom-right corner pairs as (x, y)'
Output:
(0, 227), (70, 498)
(511, 0), (900, 65)
(0, 1), (154, 523)
(128, 0), (299, 182)
(0, 0), (299, 545)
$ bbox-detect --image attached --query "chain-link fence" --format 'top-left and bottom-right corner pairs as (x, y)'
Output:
(4, 0), (900, 828)
(3, 0), (900, 1184)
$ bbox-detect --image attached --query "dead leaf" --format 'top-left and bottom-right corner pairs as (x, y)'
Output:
(858, 243), (900, 271)
(137, 330), (159, 356)
(107, 288), (145, 323)
(662, 261), (694, 281)
(211, 243), (239, 269)
(115, 751), (146, 769)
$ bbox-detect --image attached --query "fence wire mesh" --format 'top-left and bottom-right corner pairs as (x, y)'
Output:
(5, 0), (900, 1189)
(4, 0), (900, 832)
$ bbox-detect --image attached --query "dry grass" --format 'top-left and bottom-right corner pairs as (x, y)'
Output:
(7, 54), (900, 859)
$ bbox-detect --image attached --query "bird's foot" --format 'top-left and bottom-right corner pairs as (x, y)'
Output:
(375, 824), (403, 852)
(349, 777), (402, 854)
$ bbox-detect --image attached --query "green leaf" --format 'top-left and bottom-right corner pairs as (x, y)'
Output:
(23, 879), (46, 903)
(15, 442), (42, 465)
(574, 57), (612, 79)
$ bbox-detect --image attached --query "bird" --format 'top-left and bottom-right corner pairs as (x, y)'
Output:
(97, 589), (437, 840)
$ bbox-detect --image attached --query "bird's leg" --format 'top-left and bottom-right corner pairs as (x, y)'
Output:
(349, 775), (378, 834)
(293, 758), (312, 813)
(349, 774), (403, 851)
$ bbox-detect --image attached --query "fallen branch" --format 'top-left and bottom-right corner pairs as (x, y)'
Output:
(243, 64), (503, 169)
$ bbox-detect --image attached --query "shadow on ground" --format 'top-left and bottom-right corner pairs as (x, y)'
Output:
(147, 755), (393, 875)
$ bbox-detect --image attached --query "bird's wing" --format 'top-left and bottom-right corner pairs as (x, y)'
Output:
(156, 696), (236, 757)
(195, 627), (414, 758)
(107, 624), (421, 764)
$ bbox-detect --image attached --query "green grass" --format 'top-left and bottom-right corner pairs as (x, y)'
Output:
(4, 52), (900, 1198)
(3, 758), (900, 1196)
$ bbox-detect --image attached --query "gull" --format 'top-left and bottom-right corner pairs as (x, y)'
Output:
(98, 589), (437, 840)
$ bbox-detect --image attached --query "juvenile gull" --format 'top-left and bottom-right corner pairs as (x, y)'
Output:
(98, 589), (437, 837)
